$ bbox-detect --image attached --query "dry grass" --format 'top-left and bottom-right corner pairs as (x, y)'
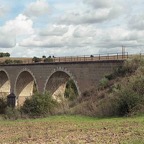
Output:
(0, 115), (143, 144)
(0, 57), (33, 63)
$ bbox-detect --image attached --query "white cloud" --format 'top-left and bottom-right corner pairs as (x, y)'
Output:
(128, 14), (144, 30)
(58, 9), (112, 25)
(0, 29), (15, 48)
(73, 25), (97, 37)
(1, 0), (144, 56)
(19, 35), (65, 48)
(83, 0), (113, 9)
(39, 25), (68, 36)
(24, 0), (50, 18)
(0, 14), (34, 48)
(3, 14), (34, 36)
(19, 25), (129, 50)
(0, 5), (9, 17)
(58, 1), (126, 25)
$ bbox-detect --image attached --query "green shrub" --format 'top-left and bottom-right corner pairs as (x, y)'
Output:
(21, 92), (58, 117)
(0, 97), (7, 114)
(13, 60), (23, 64)
(44, 57), (53, 62)
(4, 59), (13, 64)
(32, 57), (41, 63)
(64, 79), (78, 101)
(105, 57), (144, 80)
(131, 75), (144, 95)
(129, 104), (144, 116)
(98, 77), (109, 89)
(115, 89), (141, 116)
(4, 107), (21, 120)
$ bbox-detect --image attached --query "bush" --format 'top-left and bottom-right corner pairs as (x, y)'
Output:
(0, 97), (7, 114)
(131, 75), (144, 95)
(44, 57), (53, 62)
(21, 92), (58, 117)
(64, 79), (78, 101)
(98, 78), (109, 89)
(105, 57), (144, 80)
(114, 89), (141, 116)
(97, 76), (144, 117)
(4, 107), (21, 120)
(32, 57), (41, 63)
(13, 60), (23, 64)
(4, 59), (13, 64)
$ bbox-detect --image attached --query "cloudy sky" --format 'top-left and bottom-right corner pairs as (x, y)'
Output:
(0, 0), (144, 57)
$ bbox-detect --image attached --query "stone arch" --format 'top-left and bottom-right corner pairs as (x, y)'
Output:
(0, 69), (11, 97)
(14, 68), (38, 106)
(44, 67), (81, 101)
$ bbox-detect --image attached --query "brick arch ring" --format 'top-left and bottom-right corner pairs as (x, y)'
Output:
(43, 67), (81, 96)
(0, 68), (11, 92)
(14, 68), (39, 96)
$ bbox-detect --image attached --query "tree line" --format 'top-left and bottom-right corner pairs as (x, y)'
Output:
(0, 52), (10, 57)
(32, 55), (54, 63)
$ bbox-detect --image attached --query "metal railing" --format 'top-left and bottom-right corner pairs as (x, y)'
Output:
(52, 52), (129, 63)
(2, 52), (144, 65)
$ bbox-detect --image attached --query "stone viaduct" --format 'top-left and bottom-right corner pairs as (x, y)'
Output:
(0, 60), (123, 106)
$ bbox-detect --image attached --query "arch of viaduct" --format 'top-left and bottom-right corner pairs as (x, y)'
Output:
(0, 60), (123, 106)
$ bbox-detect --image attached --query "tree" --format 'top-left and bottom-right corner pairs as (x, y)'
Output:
(42, 55), (46, 59)
(44, 57), (53, 63)
(32, 57), (41, 63)
(4, 52), (10, 57)
(0, 52), (10, 57)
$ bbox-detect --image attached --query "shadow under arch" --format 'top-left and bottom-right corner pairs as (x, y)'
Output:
(44, 68), (81, 101)
(14, 69), (38, 106)
(0, 69), (11, 97)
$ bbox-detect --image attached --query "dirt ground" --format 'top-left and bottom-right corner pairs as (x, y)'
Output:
(0, 115), (144, 144)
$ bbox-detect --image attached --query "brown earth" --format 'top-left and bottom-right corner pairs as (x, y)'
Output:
(0, 116), (143, 144)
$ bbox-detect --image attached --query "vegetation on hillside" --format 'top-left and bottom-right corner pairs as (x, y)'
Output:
(72, 56), (144, 117)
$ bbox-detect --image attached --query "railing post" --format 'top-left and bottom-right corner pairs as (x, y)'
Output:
(84, 55), (85, 61)
(117, 53), (118, 60)
(99, 54), (100, 60)
(59, 57), (60, 62)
